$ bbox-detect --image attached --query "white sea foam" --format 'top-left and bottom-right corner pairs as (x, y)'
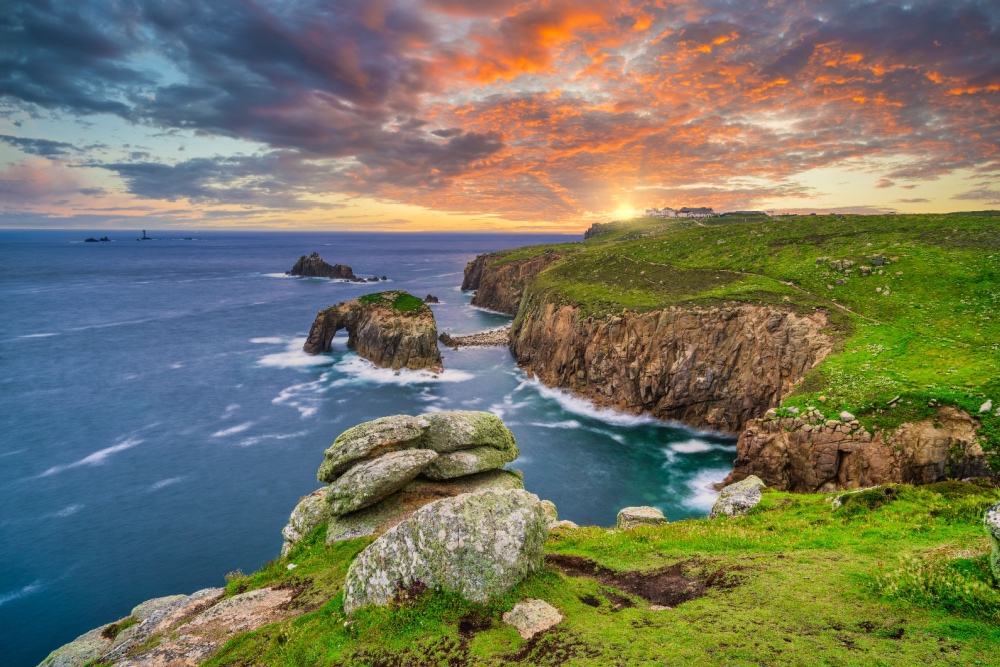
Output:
(38, 437), (143, 477)
(169, 362), (183, 369)
(683, 468), (731, 511)
(461, 398), (483, 406)
(529, 420), (582, 429)
(211, 421), (254, 438)
(50, 504), (84, 518)
(669, 439), (715, 454)
(250, 337), (284, 344)
(239, 430), (308, 447)
(272, 377), (328, 418)
(263, 273), (294, 278)
(0, 581), (44, 607)
(1, 449), (25, 457)
(222, 403), (240, 418)
(526, 378), (663, 427)
(19, 333), (59, 338)
(257, 338), (336, 369)
(330, 356), (474, 387)
(150, 477), (184, 491)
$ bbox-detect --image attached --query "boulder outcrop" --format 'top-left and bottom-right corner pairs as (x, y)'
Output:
(986, 501), (1000, 581)
(287, 252), (358, 280)
(303, 291), (443, 372)
(461, 251), (563, 315)
(616, 506), (668, 529)
(710, 476), (765, 518)
(343, 489), (549, 613)
(725, 406), (990, 492)
(511, 300), (833, 433)
(281, 411), (522, 555)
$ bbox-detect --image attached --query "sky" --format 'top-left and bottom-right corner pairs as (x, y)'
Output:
(1, 0), (998, 232)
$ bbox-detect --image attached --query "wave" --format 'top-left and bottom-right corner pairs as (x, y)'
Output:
(525, 378), (664, 427)
(683, 468), (730, 511)
(668, 439), (715, 454)
(262, 273), (294, 279)
(38, 437), (143, 477)
(50, 504), (84, 518)
(221, 403), (240, 418)
(529, 420), (582, 429)
(211, 421), (254, 438)
(0, 581), (44, 608)
(250, 337), (284, 344)
(149, 477), (184, 491)
(468, 305), (516, 317)
(238, 430), (309, 447)
(18, 333), (59, 338)
(272, 376), (328, 418)
(256, 338), (337, 369)
(330, 356), (474, 387)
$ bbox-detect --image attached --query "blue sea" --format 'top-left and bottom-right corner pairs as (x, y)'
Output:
(0, 230), (736, 666)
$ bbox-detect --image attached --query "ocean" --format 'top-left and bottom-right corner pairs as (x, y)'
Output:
(0, 230), (736, 666)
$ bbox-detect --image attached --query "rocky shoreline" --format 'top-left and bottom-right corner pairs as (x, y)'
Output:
(438, 327), (510, 349)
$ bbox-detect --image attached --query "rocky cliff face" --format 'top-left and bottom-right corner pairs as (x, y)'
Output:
(461, 252), (562, 315)
(304, 291), (443, 372)
(288, 252), (357, 279)
(510, 299), (833, 433)
(725, 406), (991, 492)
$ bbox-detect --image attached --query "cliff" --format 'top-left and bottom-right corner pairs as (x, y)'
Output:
(726, 405), (991, 491)
(510, 299), (833, 432)
(288, 252), (357, 280)
(304, 291), (442, 372)
(461, 251), (563, 315)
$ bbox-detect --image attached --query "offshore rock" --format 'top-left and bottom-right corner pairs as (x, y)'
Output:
(318, 414), (429, 482)
(303, 291), (443, 372)
(325, 470), (525, 543)
(343, 489), (548, 613)
(281, 488), (331, 558)
(503, 599), (563, 639)
(326, 449), (439, 515)
(287, 252), (357, 280)
(710, 475), (765, 519)
(617, 506), (667, 529)
(986, 501), (1000, 581)
(462, 251), (563, 315)
(726, 406), (992, 492)
(511, 300), (832, 432)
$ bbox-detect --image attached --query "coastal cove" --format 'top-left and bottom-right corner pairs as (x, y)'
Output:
(0, 231), (735, 667)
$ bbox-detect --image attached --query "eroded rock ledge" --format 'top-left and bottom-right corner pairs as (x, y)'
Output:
(462, 251), (563, 315)
(304, 291), (443, 372)
(510, 300), (833, 433)
(725, 405), (991, 492)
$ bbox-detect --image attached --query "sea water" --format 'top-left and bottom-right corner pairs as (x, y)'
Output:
(0, 230), (735, 666)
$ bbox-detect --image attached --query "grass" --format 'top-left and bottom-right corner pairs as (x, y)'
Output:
(358, 290), (427, 312)
(200, 481), (1000, 666)
(509, 213), (1000, 456)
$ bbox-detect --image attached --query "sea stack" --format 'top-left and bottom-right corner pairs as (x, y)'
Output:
(287, 252), (358, 280)
(303, 290), (443, 372)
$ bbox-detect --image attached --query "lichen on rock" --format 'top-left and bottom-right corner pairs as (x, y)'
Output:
(343, 489), (548, 613)
(281, 488), (331, 557)
(986, 501), (1000, 582)
(617, 506), (667, 529)
(503, 599), (563, 638)
(318, 414), (430, 482)
(710, 475), (765, 519)
(326, 449), (439, 515)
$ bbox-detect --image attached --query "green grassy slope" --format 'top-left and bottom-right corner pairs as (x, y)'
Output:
(205, 481), (1000, 666)
(516, 213), (1000, 461)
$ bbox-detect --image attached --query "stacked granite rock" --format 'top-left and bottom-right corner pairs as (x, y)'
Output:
(281, 410), (523, 556)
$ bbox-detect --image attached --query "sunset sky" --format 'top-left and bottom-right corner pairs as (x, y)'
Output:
(1, 0), (998, 232)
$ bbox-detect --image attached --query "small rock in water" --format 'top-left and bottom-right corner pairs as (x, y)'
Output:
(503, 599), (562, 639)
(980, 399), (993, 413)
(617, 506), (667, 529)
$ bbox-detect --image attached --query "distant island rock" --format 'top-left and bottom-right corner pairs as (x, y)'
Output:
(304, 290), (443, 372)
(84, 237), (99, 242)
(424, 294), (440, 303)
(287, 252), (358, 280)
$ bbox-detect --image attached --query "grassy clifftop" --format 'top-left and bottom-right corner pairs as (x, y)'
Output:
(207, 481), (1000, 666)
(515, 213), (1000, 460)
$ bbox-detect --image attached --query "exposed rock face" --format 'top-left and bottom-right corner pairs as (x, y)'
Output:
(986, 501), (1000, 581)
(303, 291), (443, 372)
(280, 411), (523, 553)
(503, 599), (563, 638)
(710, 476), (765, 518)
(725, 406), (991, 492)
(511, 301), (833, 433)
(462, 252), (563, 315)
(343, 489), (548, 613)
(617, 506), (667, 529)
(287, 252), (357, 280)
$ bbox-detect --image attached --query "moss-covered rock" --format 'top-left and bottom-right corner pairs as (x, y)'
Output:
(318, 415), (429, 483)
(326, 470), (525, 543)
(710, 475), (766, 519)
(327, 449), (438, 515)
(343, 489), (548, 613)
(422, 411), (517, 454)
(281, 488), (332, 557)
(423, 445), (518, 480)
(37, 625), (115, 667)
(616, 506), (667, 529)
(986, 500), (1000, 582)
